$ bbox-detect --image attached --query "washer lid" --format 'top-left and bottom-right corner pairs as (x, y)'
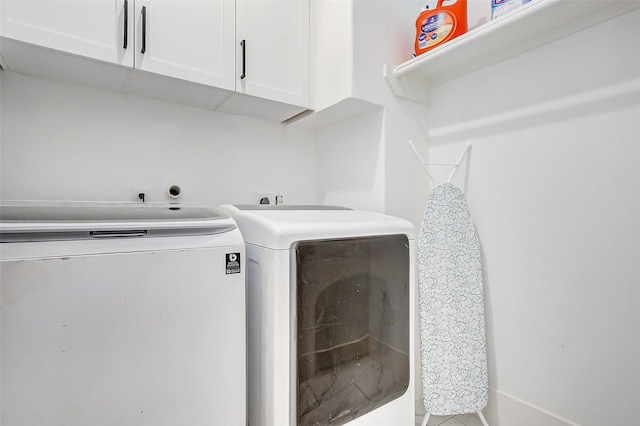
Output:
(218, 204), (415, 249)
(0, 201), (237, 242)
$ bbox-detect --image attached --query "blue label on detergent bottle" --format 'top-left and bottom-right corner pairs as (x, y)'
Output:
(422, 13), (446, 33)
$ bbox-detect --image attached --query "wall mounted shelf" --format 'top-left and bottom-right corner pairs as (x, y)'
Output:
(385, 0), (640, 103)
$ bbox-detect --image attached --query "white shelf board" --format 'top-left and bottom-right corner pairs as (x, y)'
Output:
(392, 0), (640, 89)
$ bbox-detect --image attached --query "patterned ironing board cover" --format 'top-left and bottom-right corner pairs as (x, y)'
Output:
(418, 183), (488, 415)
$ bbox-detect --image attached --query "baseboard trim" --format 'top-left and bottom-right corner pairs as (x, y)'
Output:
(487, 387), (583, 426)
(414, 386), (584, 426)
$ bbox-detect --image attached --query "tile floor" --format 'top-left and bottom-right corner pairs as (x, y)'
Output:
(415, 413), (486, 426)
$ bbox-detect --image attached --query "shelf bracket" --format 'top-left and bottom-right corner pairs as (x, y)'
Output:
(382, 64), (430, 105)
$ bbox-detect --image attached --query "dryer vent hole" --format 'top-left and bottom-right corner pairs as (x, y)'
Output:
(168, 185), (182, 199)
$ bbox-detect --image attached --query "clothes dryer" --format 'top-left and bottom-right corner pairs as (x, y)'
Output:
(219, 205), (415, 426)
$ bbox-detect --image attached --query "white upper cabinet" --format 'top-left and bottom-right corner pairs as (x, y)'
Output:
(0, 0), (310, 121)
(235, 0), (309, 108)
(0, 0), (133, 67)
(133, 0), (235, 90)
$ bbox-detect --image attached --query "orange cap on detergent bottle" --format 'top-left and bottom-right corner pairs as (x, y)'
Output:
(414, 0), (468, 56)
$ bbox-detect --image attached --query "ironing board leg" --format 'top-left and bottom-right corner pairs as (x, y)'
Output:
(420, 413), (430, 426)
(477, 411), (490, 426)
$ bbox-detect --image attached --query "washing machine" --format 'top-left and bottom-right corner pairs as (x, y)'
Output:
(218, 205), (415, 426)
(0, 201), (246, 425)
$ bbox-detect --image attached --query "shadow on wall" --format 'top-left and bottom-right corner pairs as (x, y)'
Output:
(426, 8), (640, 145)
(428, 77), (640, 145)
(315, 107), (385, 210)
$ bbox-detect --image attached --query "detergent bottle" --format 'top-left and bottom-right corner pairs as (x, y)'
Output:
(414, 0), (468, 56)
(491, 0), (533, 20)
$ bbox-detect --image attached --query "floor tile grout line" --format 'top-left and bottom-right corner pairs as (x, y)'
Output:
(435, 415), (459, 426)
(416, 414), (470, 426)
(441, 416), (459, 426)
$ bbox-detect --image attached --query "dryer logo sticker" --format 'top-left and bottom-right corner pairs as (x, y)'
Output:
(225, 253), (241, 275)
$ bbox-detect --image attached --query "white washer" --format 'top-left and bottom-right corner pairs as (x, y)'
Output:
(219, 205), (415, 426)
(0, 201), (246, 426)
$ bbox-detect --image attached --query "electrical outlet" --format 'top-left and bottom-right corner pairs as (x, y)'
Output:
(252, 193), (284, 205)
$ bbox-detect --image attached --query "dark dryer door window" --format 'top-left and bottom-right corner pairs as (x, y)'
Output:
(295, 234), (410, 426)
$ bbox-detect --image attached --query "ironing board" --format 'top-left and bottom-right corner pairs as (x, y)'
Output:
(417, 182), (489, 425)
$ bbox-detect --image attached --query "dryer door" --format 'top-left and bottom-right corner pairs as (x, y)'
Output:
(294, 234), (410, 426)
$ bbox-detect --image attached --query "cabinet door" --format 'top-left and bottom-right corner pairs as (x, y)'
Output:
(134, 0), (235, 90)
(236, 0), (309, 108)
(0, 0), (133, 67)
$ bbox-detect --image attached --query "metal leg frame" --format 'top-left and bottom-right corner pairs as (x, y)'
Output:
(477, 411), (490, 426)
(420, 413), (430, 426)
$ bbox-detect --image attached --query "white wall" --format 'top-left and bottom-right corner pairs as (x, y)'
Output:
(315, 108), (386, 211)
(427, 9), (640, 426)
(312, 0), (428, 221)
(0, 72), (317, 207)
